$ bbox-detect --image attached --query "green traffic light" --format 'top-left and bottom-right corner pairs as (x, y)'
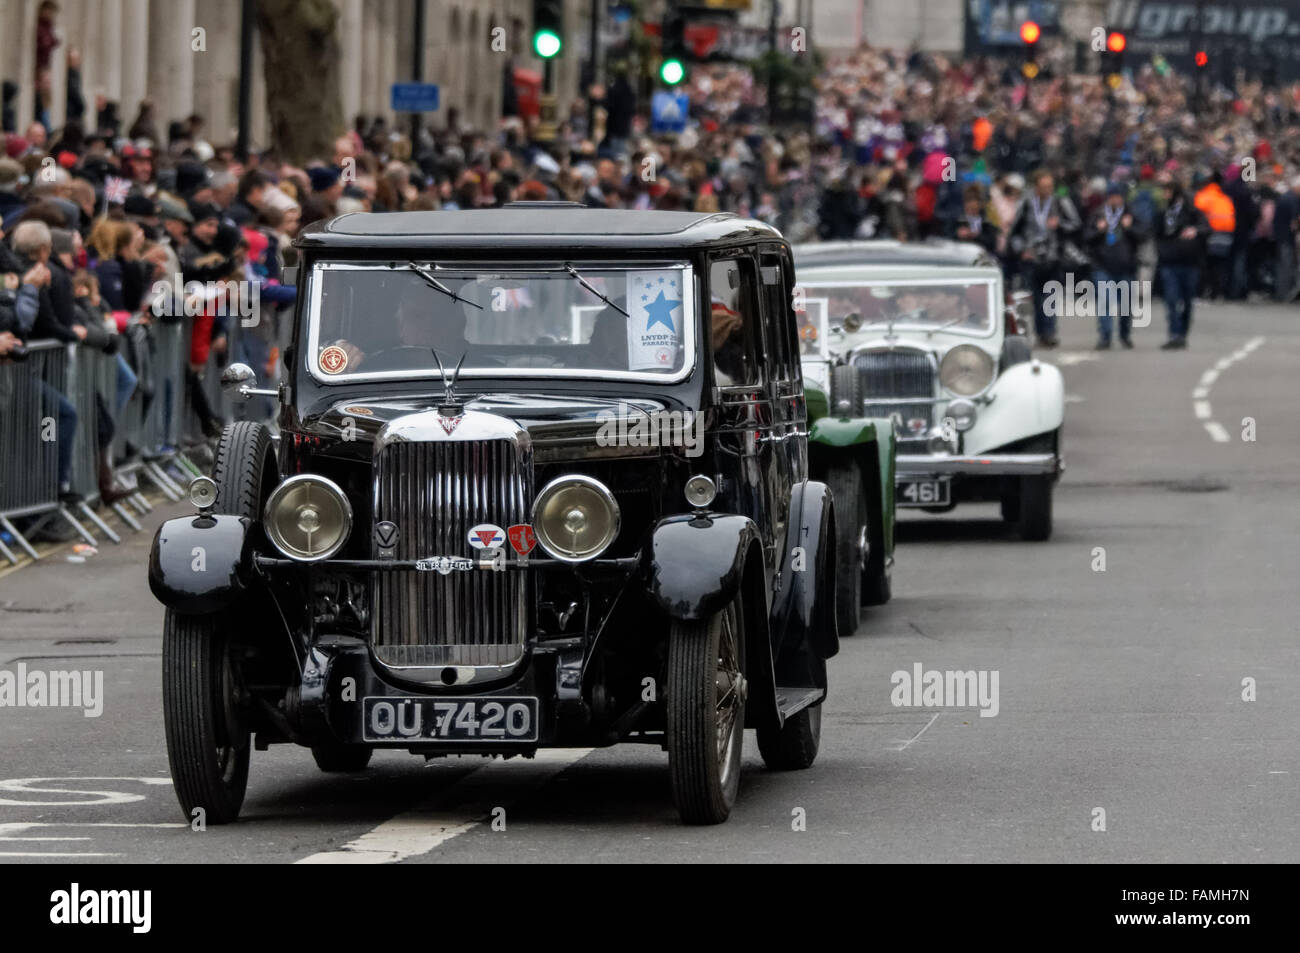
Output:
(533, 29), (562, 59)
(660, 58), (685, 85)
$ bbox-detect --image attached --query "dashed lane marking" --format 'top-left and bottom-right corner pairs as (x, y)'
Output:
(296, 748), (594, 864)
(1191, 336), (1265, 443)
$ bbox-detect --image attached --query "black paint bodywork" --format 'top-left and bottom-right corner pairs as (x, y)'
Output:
(149, 209), (838, 755)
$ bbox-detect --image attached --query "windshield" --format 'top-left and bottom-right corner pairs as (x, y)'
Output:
(801, 278), (997, 343)
(305, 262), (695, 382)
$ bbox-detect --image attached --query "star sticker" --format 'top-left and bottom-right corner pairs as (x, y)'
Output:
(644, 290), (680, 332)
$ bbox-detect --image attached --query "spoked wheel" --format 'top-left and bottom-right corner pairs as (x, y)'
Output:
(311, 740), (374, 772)
(667, 595), (747, 825)
(162, 610), (251, 824)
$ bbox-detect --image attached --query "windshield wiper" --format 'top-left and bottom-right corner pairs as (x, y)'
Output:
(397, 261), (484, 310)
(926, 314), (978, 336)
(564, 263), (629, 317)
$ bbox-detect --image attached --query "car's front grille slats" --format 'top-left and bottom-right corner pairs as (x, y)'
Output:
(373, 439), (529, 669)
(853, 349), (937, 437)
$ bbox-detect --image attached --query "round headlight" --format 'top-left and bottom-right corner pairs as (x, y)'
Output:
(684, 474), (717, 509)
(189, 475), (217, 510)
(532, 475), (620, 563)
(263, 474), (353, 562)
(945, 398), (978, 432)
(939, 344), (996, 397)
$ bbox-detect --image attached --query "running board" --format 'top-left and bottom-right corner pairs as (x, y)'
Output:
(776, 687), (825, 719)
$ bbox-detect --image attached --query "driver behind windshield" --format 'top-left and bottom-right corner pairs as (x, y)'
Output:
(892, 286), (982, 328)
(320, 286), (471, 373)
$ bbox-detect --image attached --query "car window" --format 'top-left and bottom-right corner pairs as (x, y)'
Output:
(708, 257), (760, 387)
(760, 248), (797, 383)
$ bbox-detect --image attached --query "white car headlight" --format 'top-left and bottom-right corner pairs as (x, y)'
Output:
(939, 344), (995, 397)
(263, 474), (353, 561)
(532, 475), (620, 563)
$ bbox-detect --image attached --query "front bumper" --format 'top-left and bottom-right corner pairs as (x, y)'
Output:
(293, 634), (601, 752)
(896, 452), (1060, 479)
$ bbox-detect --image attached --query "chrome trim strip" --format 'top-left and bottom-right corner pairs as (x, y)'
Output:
(895, 453), (1059, 476)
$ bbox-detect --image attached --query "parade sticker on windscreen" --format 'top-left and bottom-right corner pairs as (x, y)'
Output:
(627, 271), (683, 370)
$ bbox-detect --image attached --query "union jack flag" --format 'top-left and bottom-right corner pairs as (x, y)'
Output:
(104, 176), (131, 205)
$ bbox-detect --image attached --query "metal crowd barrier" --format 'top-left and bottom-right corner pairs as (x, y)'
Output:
(0, 298), (281, 565)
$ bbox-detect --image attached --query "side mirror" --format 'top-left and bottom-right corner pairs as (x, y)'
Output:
(221, 362), (279, 402)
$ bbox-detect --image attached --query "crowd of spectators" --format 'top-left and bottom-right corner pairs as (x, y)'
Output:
(6, 34), (1300, 537)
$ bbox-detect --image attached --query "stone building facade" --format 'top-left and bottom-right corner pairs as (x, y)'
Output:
(0, 0), (591, 146)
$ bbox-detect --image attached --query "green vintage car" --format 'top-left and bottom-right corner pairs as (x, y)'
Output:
(798, 289), (897, 636)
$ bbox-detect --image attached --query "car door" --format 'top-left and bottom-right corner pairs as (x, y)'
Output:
(706, 252), (780, 576)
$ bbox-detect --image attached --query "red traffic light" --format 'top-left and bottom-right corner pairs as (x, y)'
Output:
(1106, 32), (1126, 54)
(1195, 50), (1208, 67)
(1020, 21), (1041, 44)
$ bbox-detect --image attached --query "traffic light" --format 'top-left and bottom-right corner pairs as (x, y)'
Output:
(532, 0), (563, 59)
(1102, 30), (1126, 85)
(661, 8), (688, 86)
(1195, 50), (1209, 68)
(1020, 20), (1040, 80)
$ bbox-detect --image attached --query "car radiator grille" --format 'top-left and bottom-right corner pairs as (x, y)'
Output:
(373, 439), (530, 669)
(853, 350), (936, 438)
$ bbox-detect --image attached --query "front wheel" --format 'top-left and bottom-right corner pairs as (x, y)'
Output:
(162, 611), (251, 825)
(1017, 475), (1053, 540)
(667, 595), (746, 825)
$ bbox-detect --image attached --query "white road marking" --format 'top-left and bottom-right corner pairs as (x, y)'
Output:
(0, 777), (172, 806)
(1191, 338), (1264, 443)
(0, 822), (184, 859)
(1052, 352), (1100, 366)
(890, 713), (940, 752)
(296, 748), (594, 865)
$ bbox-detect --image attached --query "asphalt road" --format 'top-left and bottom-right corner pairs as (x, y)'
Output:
(2, 301), (1298, 864)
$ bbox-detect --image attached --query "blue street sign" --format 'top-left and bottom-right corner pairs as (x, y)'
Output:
(651, 91), (689, 133)
(390, 82), (441, 112)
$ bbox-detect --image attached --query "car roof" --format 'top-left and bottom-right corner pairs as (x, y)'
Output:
(295, 207), (784, 252)
(792, 239), (996, 269)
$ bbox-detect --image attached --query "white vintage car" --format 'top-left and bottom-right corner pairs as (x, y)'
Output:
(794, 240), (1065, 540)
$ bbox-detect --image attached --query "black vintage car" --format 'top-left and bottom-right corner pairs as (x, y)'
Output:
(148, 206), (840, 825)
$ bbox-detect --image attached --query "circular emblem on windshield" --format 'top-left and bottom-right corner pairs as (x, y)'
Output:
(320, 345), (348, 374)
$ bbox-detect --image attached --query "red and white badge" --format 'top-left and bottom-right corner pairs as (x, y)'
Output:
(467, 523), (506, 550)
(319, 345), (349, 374)
(508, 524), (537, 557)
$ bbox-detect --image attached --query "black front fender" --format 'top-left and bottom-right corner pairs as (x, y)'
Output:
(645, 513), (761, 622)
(148, 514), (254, 615)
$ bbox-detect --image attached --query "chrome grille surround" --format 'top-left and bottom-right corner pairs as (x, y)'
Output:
(372, 410), (532, 684)
(850, 346), (940, 446)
